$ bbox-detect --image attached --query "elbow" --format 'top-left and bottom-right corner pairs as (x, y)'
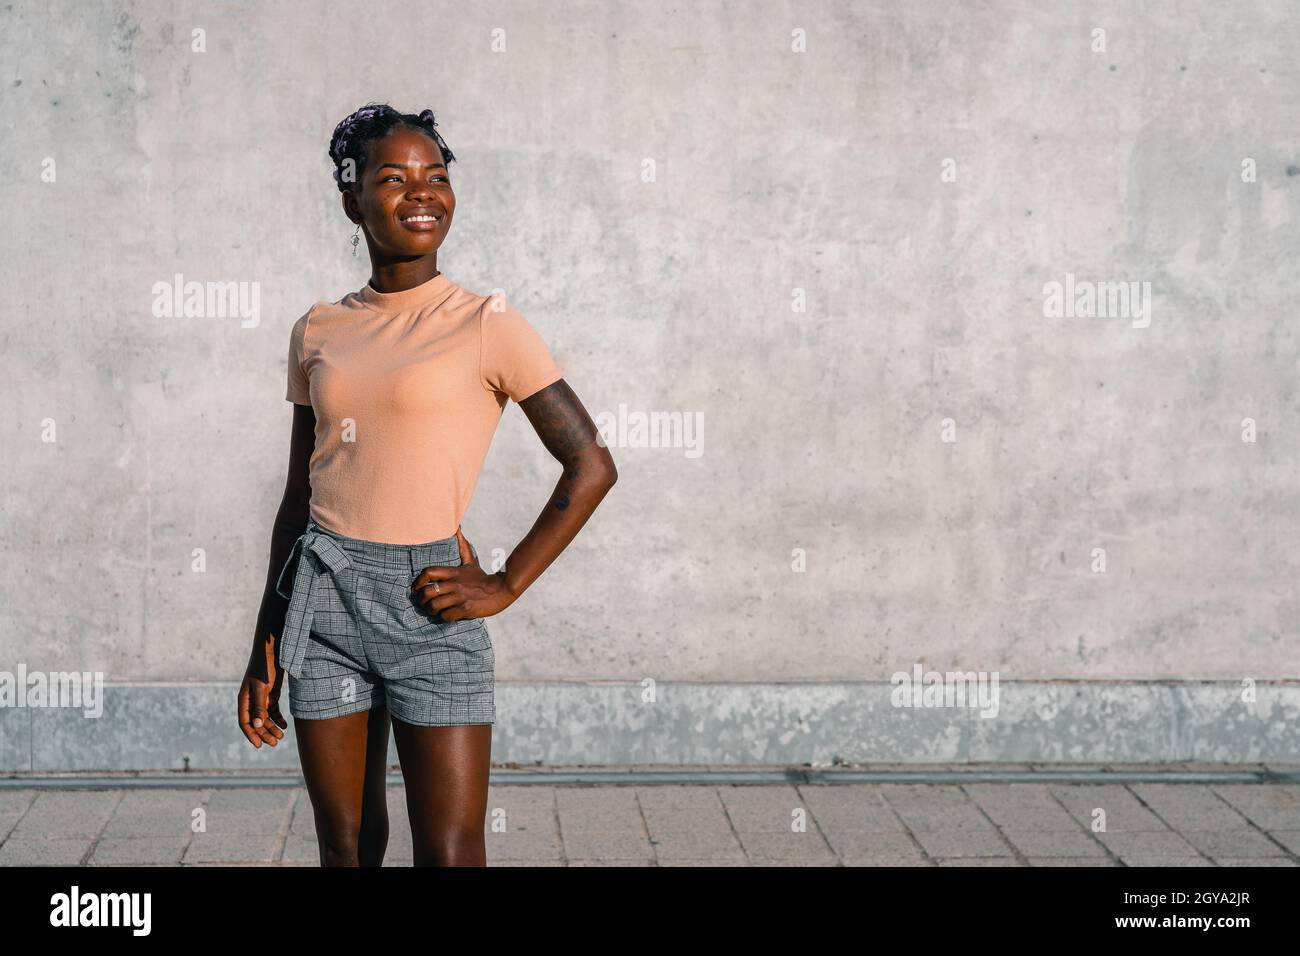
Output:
(599, 447), (618, 489)
(586, 445), (618, 491)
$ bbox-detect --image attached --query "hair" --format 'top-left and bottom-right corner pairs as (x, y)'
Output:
(327, 102), (457, 193)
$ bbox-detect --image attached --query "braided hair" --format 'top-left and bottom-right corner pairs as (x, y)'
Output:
(328, 102), (457, 193)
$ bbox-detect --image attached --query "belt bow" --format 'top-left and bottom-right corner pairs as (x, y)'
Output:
(274, 527), (352, 679)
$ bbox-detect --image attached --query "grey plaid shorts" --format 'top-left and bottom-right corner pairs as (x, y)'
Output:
(274, 516), (495, 726)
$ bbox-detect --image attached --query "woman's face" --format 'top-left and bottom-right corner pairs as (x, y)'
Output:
(343, 126), (455, 261)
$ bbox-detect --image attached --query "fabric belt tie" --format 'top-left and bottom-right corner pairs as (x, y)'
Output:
(274, 529), (353, 679)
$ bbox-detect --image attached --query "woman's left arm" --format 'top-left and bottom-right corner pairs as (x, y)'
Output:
(496, 378), (618, 598)
(414, 378), (616, 620)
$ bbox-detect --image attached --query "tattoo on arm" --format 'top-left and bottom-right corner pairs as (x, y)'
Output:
(519, 379), (602, 509)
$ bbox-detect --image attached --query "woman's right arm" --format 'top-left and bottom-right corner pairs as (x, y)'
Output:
(238, 402), (316, 747)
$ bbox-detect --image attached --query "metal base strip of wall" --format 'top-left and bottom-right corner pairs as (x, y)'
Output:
(1, 681), (1297, 772)
(1, 767), (1298, 789)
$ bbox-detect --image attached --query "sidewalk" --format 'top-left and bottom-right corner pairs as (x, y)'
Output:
(1, 764), (1296, 866)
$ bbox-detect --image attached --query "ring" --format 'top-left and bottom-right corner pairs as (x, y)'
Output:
(433, 582), (441, 594)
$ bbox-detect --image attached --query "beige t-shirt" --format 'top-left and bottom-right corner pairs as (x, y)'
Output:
(285, 271), (564, 544)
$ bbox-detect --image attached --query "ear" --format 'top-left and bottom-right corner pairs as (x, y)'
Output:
(341, 189), (361, 225)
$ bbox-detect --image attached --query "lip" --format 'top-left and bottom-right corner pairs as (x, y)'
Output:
(397, 208), (445, 231)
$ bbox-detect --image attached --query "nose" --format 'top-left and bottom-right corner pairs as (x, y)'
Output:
(405, 179), (435, 201)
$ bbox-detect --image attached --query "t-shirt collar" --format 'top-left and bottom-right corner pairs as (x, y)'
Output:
(356, 271), (456, 312)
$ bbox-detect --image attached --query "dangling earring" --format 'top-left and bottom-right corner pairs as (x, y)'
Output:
(350, 223), (362, 257)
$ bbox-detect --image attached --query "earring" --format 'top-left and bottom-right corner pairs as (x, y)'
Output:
(350, 223), (361, 257)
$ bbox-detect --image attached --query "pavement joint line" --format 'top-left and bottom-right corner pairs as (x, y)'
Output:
(1, 769), (1296, 789)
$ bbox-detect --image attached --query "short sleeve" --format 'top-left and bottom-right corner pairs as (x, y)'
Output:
(478, 293), (564, 402)
(285, 309), (311, 405)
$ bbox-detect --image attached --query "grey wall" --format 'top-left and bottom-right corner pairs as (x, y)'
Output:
(1, 1), (1297, 770)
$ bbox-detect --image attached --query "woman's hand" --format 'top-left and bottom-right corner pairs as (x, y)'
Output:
(238, 635), (288, 747)
(411, 527), (516, 622)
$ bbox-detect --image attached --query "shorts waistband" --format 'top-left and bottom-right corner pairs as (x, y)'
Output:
(304, 516), (467, 576)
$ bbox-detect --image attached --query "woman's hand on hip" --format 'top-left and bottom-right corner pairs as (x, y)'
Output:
(411, 527), (515, 621)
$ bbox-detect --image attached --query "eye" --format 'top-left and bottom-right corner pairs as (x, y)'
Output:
(382, 175), (402, 183)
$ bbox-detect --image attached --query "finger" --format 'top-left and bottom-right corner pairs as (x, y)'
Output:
(414, 581), (463, 612)
(427, 594), (475, 620)
(239, 685), (266, 730)
(236, 689), (261, 747)
(267, 699), (289, 734)
(411, 566), (459, 591)
(248, 689), (281, 744)
(455, 526), (476, 566)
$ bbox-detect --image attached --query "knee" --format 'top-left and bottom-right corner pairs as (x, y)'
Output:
(415, 825), (485, 867)
(316, 817), (364, 866)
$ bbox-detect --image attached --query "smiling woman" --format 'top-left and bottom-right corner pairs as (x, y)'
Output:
(238, 102), (618, 868)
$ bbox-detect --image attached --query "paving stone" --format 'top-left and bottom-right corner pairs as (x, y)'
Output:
(562, 831), (655, 860)
(183, 834), (281, 864)
(1267, 830), (1300, 854)
(2, 777), (1297, 868)
(633, 786), (725, 810)
(1001, 829), (1108, 857)
(194, 788), (295, 835)
(1213, 858), (1298, 866)
(935, 857), (1021, 866)
(1049, 785), (1170, 831)
(657, 858), (750, 867)
(1128, 784), (1252, 830)
(1027, 857), (1118, 866)
(568, 859), (657, 866)
(1179, 829), (1286, 857)
(796, 786), (907, 831)
(718, 786), (808, 832)
(911, 827), (1015, 858)
(105, 792), (211, 838)
(841, 855), (932, 866)
(824, 830), (923, 861)
(281, 834), (318, 863)
(483, 833), (564, 861)
(641, 807), (733, 833)
(88, 837), (187, 865)
(964, 783), (1079, 829)
(0, 811), (25, 841)
(557, 807), (645, 833)
(486, 859), (563, 867)
(0, 791), (38, 814)
(737, 831), (838, 864)
(1097, 830), (1200, 857)
(649, 830), (746, 862)
(1118, 857), (1214, 867)
(1210, 785), (1300, 831)
(0, 837), (90, 865)
(9, 791), (117, 838)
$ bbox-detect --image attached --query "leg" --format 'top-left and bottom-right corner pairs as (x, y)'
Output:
(390, 720), (493, 866)
(296, 705), (393, 866)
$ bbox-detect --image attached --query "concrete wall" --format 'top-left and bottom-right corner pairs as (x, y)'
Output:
(1, 1), (1297, 769)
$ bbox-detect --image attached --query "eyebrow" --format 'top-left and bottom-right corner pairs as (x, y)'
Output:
(376, 162), (446, 173)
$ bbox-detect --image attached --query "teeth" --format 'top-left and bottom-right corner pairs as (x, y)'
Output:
(403, 214), (440, 222)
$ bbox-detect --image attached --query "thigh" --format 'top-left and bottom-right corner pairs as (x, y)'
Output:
(296, 706), (392, 837)
(390, 721), (493, 862)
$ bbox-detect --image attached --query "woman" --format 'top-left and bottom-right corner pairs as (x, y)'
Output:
(237, 103), (617, 867)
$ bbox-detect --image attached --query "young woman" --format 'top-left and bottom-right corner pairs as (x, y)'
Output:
(237, 103), (617, 867)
